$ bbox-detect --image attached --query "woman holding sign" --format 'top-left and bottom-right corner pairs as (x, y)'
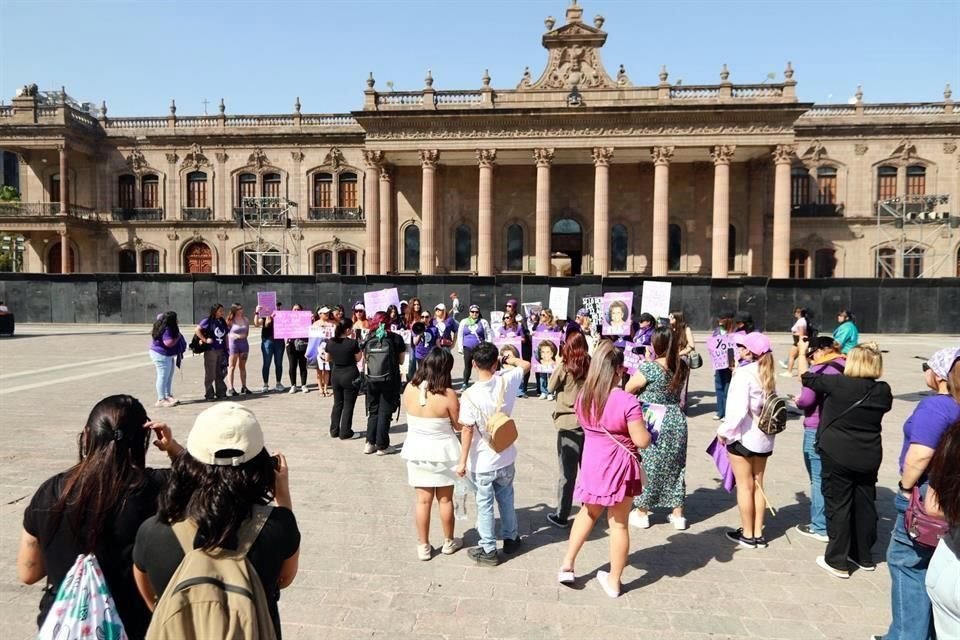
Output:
(307, 307), (335, 397)
(626, 327), (690, 530)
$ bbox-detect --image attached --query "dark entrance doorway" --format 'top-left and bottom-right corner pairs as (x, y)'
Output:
(551, 218), (582, 276)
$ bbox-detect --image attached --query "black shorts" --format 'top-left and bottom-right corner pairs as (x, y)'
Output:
(727, 441), (772, 459)
(792, 335), (800, 346)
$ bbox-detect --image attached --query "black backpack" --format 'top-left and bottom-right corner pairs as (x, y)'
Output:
(364, 334), (397, 386)
(757, 393), (788, 435)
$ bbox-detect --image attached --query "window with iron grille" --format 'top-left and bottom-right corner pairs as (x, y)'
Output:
(118, 175), (136, 209)
(313, 173), (333, 207)
(187, 172), (207, 208)
(339, 172), (358, 208)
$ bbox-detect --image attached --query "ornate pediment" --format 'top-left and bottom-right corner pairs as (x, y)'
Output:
(248, 148), (268, 170)
(181, 143), (209, 170)
(126, 148), (147, 175)
(323, 147), (345, 169)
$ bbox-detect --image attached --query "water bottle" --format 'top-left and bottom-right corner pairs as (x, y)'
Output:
(454, 475), (470, 521)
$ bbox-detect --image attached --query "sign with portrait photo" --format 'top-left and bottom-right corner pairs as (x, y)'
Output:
(532, 331), (562, 373)
(602, 291), (633, 336)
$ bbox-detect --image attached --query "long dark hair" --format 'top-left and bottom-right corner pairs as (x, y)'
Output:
(158, 449), (275, 551)
(410, 347), (453, 394)
(670, 310), (689, 350)
(929, 419), (960, 527)
(333, 319), (352, 339)
(207, 303), (223, 322)
(152, 311), (179, 341)
(561, 330), (591, 382)
(404, 297), (422, 328)
(51, 395), (151, 551)
(652, 326), (689, 396)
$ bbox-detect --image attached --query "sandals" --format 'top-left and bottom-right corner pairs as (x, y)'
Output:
(557, 568), (575, 585)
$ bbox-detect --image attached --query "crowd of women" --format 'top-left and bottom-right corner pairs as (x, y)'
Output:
(16, 296), (960, 639)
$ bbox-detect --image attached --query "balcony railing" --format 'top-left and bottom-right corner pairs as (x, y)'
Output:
(792, 203), (843, 218)
(182, 207), (212, 221)
(0, 202), (84, 216)
(111, 207), (164, 221)
(307, 207), (363, 221)
(233, 207), (288, 225)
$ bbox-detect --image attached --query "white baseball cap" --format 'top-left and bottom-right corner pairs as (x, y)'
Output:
(187, 402), (266, 467)
(435, 303), (446, 311)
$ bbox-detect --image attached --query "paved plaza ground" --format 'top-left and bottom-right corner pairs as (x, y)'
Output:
(1, 325), (957, 639)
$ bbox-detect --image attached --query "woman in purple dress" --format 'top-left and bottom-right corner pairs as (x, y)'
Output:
(558, 341), (651, 598)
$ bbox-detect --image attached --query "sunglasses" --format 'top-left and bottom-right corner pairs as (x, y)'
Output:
(420, 314), (430, 319)
(470, 310), (479, 313)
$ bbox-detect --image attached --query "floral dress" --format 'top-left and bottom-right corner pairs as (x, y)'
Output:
(633, 361), (688, 510)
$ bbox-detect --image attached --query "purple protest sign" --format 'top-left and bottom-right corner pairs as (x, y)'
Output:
(532, 331), (562, 373)
(272, 310), (313, 339)
(641, 402), (667, 444)
(602, 291), (633, 336)
(622, 341), (641, 374)
(257, 291), (276, 316)
(493, 335), (522, 357)
(707, 333), (737, 371)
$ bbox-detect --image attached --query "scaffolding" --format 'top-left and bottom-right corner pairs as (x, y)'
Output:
(236, 196), (301, 275)
(874, 194), (954, 278)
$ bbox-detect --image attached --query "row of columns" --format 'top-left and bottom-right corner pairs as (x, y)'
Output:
(361, 144), (797, 279)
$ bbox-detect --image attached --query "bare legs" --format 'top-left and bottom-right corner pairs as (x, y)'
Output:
(561, 495), (633, 593)
(786, 344), (799, 374)
(238, 353), (247, 389)
(729, 454), (768, 538)
(415, 486), (455, 545)
(228, 353), (239, 390)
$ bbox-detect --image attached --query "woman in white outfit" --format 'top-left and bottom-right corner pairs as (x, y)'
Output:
(400, 348), (464, 561)
(925, 418), (960, 638)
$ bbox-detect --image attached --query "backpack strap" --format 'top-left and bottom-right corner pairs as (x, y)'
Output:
(169, 504), (273, 559)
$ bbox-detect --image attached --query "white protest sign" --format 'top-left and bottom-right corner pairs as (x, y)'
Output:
(548, 287), (570, 319)
(641, 281), (672, 319)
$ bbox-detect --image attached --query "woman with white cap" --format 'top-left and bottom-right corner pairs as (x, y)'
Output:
(433, 303), (458, 353)
(717, 332), (777, 550)
(306, 306), (335, 397)
(132, 402), (300, 639)
(456, 305), (491, 390)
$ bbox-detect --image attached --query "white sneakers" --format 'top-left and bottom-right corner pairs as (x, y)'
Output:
(418, 538), (461, 560)
(668, 514), (688, 530)
(630, 510), (688, 530)
(288, 386), (298, 394)
(364, 443), (376, 455)
(300, 385), (309, 393)
(417, 544), (432, 561)
(275, 383), (286, 392)
(260, 385), (270, 393)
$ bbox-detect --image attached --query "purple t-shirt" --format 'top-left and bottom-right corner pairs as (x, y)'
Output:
(898, 394), (960, 474)
(150, 328), (181, 357)
(199, 318), (228, 351)
(414, 325), (439, 360)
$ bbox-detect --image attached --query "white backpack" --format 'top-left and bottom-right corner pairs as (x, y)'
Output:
(38, 554), (128, 640)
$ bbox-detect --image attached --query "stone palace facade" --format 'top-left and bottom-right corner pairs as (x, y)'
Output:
(0, 1), (957, 279)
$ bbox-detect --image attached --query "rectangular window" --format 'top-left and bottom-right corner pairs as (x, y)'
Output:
(187, 178), (207, 208)
(314, 175), (333, 207)
(142, 250), (160, 273)
(876, 249), (896, 279)
(314, 251), (333, 274)
(791, 172), (809, 206)
(238, 176), (257, 204)
(339, 178), (358, 209)
(906, 170), (926, 196)
(338, 250), (357, 275)
(817, 175), (837, 205)
(262, 175), (281, 199)
(877, 170), (897, 201)
(903, 251), (924, 278)
(142, 177), (159, 208)
(118, 177), (136, 209)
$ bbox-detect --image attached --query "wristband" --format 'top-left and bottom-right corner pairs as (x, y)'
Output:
(898, 480), (914, 493)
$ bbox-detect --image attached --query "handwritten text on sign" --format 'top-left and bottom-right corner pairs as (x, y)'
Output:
(272, 310), (314, 339)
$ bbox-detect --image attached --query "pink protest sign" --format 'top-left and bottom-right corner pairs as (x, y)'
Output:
(602, 292), (633, 336)
(622, 341), (641, 374)
(532, 331), (562, 373)
(272, 310), (313, 339)
(493, 335), (522, 357)
(707, 334), (737, 371)
(257, 291), (276, 316)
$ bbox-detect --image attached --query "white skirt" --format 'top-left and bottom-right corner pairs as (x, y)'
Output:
(406, 460), (457, 488)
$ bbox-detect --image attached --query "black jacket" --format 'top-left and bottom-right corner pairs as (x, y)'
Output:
(801, 373), (893, 473)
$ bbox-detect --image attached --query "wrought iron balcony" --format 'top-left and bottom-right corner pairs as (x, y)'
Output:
(307, 207), (363, 221)
(111, 207), (164, 221)
(791, 203), (843, 218)
(233, 206), (288, 225)
(0, 202), (67, 216)
(182, 207), (212, 221)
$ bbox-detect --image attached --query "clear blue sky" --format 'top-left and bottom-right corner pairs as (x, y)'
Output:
(1, 0), (957, 116)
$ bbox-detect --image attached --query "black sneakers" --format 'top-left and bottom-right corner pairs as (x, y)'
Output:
(502, 537), (522, 555)
(468, 547), (499, 566)
(725, 528), (758, 549)
(546, 513), (570, 529)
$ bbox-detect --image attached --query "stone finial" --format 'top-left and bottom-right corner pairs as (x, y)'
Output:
(218, 98), (225, 115)
(60, 86), (67, 104)
(784, 61), (795, 81)
(169, 99), (176, 115)
(566, 0), (583, 23)
(425, 69), (434, 88)
(545, 15), (556, 30)
(99, 100), (108, 119)
(594, 14), (605, 29)
(720, 64), (730, 83)
(945, 83), (953, 101)
(482, 69), (491, 88)
(855, 85), (863, 104)
(659, 65), (669, 84)
(294, 96), (301, 113)
(616, 64), (630, 86)
(366, 72), (375, 89)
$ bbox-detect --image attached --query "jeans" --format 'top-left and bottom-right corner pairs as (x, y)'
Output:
(365, 383), (400, 451)
(537, 373), (550, 396)
(884, 491), (936, 640)
(149, 350), (175, 402)
(471, 463), (518, 553)
(820, 452), (878, 570)
(408, 355), (420, 382)
(203, 349), (227, 398)
(554, 429), (584, 522)
(261, 338), (284, 385)
(927, 539), (960, 638)
(461, 346), (475, 388)
(802, 428), (827, 534)
(330, 368), (359, 439)
(714, 368), (732, 418)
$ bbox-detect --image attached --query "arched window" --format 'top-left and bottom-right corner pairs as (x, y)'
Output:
(237, 173), (257, 204)
(118, 174), (136, 209)
(876, 247), (896, 279)
(183, 241), (212, 273)
(903, 246), (924, 278)
(338, 249), (358, 275)
(141, 174), (159, 209)
(404, 225), (420, 272)
(339, 172), (358, 209)
(906, 165), (926, 196)
(454, 224), (472, 271)
(877, 166), (897, 201)
(142, 249), (161, 273)
(262, 173), (281, 199)
(728, 224), (737, 272)
(814, 248), (837, 278)
(791, 167), (810, 206)
(118, 249), (137, 273)
(313, 173), (333, 208)
(314, 250), (333, 274)
(48, 242), (75, 273)
(186, 171), (207, 208)
(816, 166), (837, 204)
(506, 224), (523, 271)
(611, 224), (628, 272)
(789, 249), (809, 279)
(668, 223), (682, 272)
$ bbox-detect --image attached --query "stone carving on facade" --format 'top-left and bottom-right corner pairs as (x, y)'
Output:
(181, 144), (209, 170)
(419, 149), (440, 169)
(379, 165), (392, 181)
(290, 149), (305, 163)
(476, 149), (497, 168)
(893, 138), (916, 162)
(616, 64), (630, 86)
(567, 86), (584, 107)
(323, 147), (345, 169)
(165, 152), (178, 165)
(126, 148), (147, 175)
(191, 230), (203, 241)
(773, 144), (796, 164)
(363, 150), (385, 168)
(533, 148), (555, 167)
(17, 83), (39, 97)
(166, 232), (179, 242)
(802, 140), (827, 163)
(854, 143), (869, 156)
(365, 123), (790, 141)
(216, 231), (228, 242)
(651, 146), (674, 166)
(945, 141), (957, 154)
(215, 151), (229, 164)
(711, 145), (736, 165)
(591, 147), (614, 166)
(248, 148), (268, 170)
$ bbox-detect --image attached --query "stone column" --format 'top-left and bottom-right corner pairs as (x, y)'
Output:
(362, 150), (383, 274)
(59, 229), (70, 273)
(477, 149), (497, 276)
(772, 144), (796, 279)
(591, 147), (614, 277)
(711, 145), (736, 278)
(379, 165), (393, 273)
(651, 146), (674, 276)
(215, 151), (228, 221)
(419, 150), (439, 275)
(533, 148), (554, 276)
(165, 153), (179, 219)
(58, 144), (69, 214)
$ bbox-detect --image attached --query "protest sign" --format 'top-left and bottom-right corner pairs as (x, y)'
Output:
(489, 310), (505, 335)
(309, 324), (335, 340)
(363, 288), (401, 315)
(272, 310), (313, 339)
(548, 288), (570, 319)
(581, 296), (603, 334)
(642, 402), (668, 444)
(622, 341), (641, 374)
(640, 281), (672, 320)
(521, 302), (542, 322)
(493, 334), (522, 357)
(707, 333), (738, 371)
(602, 291), (633, 336)
(532, 331), (562, 373)
(257, 291), (276, 316)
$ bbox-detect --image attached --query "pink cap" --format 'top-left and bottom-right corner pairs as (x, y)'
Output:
(734, 332), (772, 356)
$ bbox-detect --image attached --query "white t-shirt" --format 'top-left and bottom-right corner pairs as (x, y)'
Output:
(459, 366), (524, 473)
(791, 317), (807, 335)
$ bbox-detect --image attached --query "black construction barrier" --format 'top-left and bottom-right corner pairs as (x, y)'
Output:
(0, 273), (957, 334)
